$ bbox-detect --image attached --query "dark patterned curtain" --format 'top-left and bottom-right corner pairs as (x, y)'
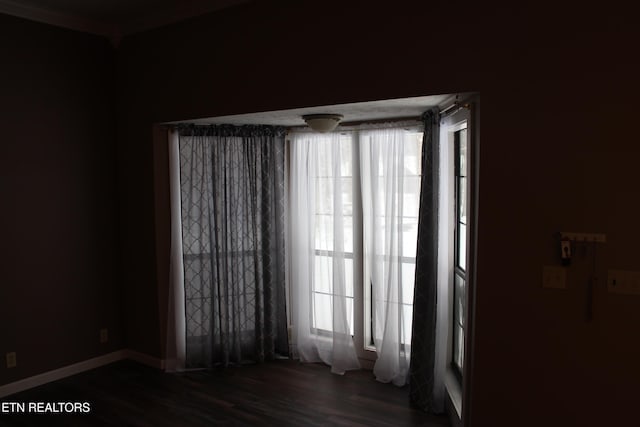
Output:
(409, 110), (440, 411)
(178, 124), (288, 368)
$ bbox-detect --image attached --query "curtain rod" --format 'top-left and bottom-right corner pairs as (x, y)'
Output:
(166, 113), (433, 132)
(287, 115), (423, 132)
(439, 102), (471, 118)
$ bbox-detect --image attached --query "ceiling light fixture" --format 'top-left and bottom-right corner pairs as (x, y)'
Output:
(302, 114), (344, 132)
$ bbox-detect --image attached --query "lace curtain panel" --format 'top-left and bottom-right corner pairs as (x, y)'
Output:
(177, 124), (288, 368)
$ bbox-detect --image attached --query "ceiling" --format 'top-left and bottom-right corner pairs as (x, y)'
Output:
(0, 1), (464, 125)
(0, 0), (252, 40)
(168, 95), (456, 128)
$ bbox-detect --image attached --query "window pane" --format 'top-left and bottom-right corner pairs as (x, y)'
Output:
(453, 323), (460, 367)
(384, 180), (420, 216)
(345, 296), (354, 336)
(455, 274), (465, 328)
(453, 323), (464, 371)
(458, 177), (467, 225)
(314, 255), (353, 296)
(458, 223), (467, 270)
(403, 176), (421, 218)
(402, 304), (413, 345)
(459, 327), (465, 370)
(402, 219), (419, 258)
(314, 215), (333, 251)
(315, 211), (353, 252)
(315, 177), (334, 214)
(402, 263), (416, 305)
(344, 258), (354, 298)
(404, 132), (423, 176)
(316, 140), (332, 177)
(313, 292), (333, 331)
(312, 293), (354, 335)
(341, 177), (353, 216)
(343, 215), (353, 253)
(340, 136), (353, 177)
(458, 128), (467, 177)
(314, 255), (332, 294)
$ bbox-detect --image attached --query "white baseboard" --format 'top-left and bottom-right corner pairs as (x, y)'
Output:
(0, 350), (126, 398)
(0, 349), (166, 398)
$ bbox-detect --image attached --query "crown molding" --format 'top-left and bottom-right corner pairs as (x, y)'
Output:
(118, 0), (251, 38)
(0, 0), (117, 39)
(0, 0), (253, 46)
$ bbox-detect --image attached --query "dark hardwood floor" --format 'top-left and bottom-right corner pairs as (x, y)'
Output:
(0, 359), (450, 426)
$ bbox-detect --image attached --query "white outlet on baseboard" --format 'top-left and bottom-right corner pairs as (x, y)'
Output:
(6, 352), (16, 368)
(99, 328), (108, 343)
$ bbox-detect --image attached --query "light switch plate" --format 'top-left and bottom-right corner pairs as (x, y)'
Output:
(543, 266), (567, 289)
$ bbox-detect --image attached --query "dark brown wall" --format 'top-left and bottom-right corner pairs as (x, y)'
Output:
(116, 1), (639, 425)
(0, 14), (122, 385)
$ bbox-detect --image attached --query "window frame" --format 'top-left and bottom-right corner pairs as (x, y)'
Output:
(452, 122), (468, 380)
(441, 100), (478, 427)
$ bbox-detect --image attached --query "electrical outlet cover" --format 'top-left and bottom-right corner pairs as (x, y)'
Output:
(6, 352), (16, 368)
(543, 266), (567, 289)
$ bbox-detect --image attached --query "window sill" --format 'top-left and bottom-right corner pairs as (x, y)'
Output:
(444, 367), (463, 420)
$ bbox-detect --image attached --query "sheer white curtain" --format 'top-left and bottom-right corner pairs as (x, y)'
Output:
(433, 115), (455, 412)
(166, 128), (186, 372)
(289, 132), (361, 374)
(360, 127), (421, 386)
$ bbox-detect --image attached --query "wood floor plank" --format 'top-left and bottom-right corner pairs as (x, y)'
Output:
(0, 359), (450, 426)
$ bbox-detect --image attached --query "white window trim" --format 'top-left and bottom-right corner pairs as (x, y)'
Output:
(440, 100), (477, 426)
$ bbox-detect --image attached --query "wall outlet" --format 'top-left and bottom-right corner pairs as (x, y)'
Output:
(99, 328), (108, 343)
(543, 266), (567, 289)
(6, 352), (16, 368)
(608, 270), (640, 296)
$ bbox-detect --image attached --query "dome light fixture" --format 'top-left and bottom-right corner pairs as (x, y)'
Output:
(302, 114), (344, 133)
